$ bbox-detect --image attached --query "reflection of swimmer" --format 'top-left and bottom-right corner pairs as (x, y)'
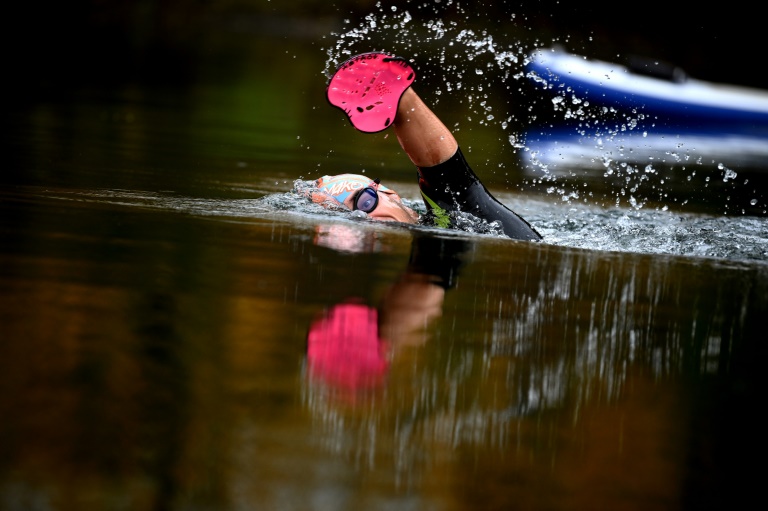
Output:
(297, 52), (542, 242)
(312, 224), (386, 254)
(306, 234), (469, 391)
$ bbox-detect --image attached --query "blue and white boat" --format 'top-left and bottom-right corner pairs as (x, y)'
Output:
(526, 46), (768, 132)
(519, 126), (768, 177)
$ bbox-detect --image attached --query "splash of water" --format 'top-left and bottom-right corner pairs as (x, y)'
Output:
(321, 2), (767, 217)
(323, 1), (534, 130)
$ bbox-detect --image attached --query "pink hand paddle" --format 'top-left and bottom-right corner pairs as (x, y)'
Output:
(326, 52), (416, 133)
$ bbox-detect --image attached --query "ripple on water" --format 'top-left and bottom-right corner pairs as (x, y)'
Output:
(527, 199), (768, 263)
(30, 186), (768, 265)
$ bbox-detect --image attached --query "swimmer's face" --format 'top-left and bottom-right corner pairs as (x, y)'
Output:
(316, 174), (419, 224)
(341, 185), (419, 223)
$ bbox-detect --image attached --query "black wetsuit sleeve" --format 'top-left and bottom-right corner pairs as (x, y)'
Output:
(416, 147), (542, 241)
(406, 234), (470, 290)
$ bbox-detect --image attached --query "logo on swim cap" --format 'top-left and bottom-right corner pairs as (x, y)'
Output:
(317, 174), (391, 204)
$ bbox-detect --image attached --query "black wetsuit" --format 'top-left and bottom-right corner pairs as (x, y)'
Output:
(406, 234), (469, 290)
(417, 147), (542, 241)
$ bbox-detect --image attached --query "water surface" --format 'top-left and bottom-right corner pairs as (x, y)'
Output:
(2, 7), (767, 511)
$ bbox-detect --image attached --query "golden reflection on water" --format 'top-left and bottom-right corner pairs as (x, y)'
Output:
(295, 232), (760, 509)
(1, 187), (764, 510)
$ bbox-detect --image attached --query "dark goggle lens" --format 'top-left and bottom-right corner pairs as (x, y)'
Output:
(354, 187), (379, 213)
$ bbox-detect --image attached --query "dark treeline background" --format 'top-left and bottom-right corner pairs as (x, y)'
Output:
(8, 0), (765, 98)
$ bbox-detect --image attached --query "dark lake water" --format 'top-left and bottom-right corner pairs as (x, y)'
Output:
(3, 4), (767, 511)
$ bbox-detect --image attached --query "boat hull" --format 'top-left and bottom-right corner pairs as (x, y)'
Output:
(526, 47), (768, 131)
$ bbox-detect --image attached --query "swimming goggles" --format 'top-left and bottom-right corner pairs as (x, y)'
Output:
(352, 178), (381, 213)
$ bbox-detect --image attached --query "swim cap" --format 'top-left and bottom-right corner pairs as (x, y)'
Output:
(316, 174), (392, 204)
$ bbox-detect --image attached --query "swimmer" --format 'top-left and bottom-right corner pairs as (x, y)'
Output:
(302, 52), (542, 242)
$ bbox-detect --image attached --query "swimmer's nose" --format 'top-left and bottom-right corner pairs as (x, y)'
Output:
(370, 193), (418, 224)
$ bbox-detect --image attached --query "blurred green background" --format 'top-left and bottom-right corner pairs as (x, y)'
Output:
(7, 0), (766, 213)
(10, 0), (766, 97)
